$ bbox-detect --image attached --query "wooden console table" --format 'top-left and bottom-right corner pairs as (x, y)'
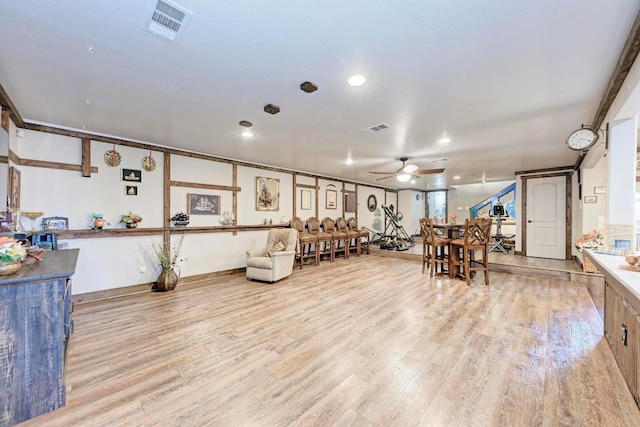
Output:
(0, 249), (79, 426)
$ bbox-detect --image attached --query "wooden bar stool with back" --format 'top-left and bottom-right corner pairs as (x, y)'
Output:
(449, 217), (492, 286)
(420, 217), (450, 277)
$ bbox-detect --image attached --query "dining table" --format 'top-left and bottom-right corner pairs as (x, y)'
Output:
(433, 223), (463, 239)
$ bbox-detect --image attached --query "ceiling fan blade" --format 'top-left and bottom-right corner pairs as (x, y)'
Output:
(413, 168), (445, 175)
(375, 174), (399, 181)
(368, 171), (398, 175)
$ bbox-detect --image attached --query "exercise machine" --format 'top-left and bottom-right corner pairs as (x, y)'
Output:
(370, 204), (415, 251)
(489, 202), (514, 254)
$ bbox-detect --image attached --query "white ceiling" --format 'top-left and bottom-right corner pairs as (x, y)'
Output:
(0, 1), (638, 189)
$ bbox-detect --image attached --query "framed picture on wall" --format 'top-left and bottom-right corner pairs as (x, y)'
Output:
(345, 193), (356, 213)
(122, 168), (142, 182)
(7, 167), (20, 210)
(256, 177), (279, 211)
(326, 189), (337, 209)
(301, 190), (311, 210)
(125, 185), (138, 196)
(188, 193), (220, 215)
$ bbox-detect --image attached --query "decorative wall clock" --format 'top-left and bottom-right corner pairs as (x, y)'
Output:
(104, 145), (121, 166)
(141, 151), (156, 171)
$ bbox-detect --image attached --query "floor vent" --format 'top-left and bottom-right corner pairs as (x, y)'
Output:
(143, 0), (193, 44)
(361, 123), (390, 132)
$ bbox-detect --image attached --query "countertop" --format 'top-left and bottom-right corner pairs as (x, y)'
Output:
(584, 249), (640, 301)
(0, 248), (79, 286)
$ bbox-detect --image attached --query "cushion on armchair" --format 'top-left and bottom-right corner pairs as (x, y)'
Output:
(268, 240), (287, 257)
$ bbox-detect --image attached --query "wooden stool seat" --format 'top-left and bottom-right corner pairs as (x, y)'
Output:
(307, 217), (335, 262)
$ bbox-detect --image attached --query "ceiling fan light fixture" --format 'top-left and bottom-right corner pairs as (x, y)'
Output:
(403, 164), (419, 173)
(397, 173), (411, 182)
(348, 74), (367, 87)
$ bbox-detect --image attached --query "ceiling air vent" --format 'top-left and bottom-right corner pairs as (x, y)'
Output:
(361, 123), (390, 133)
(143, 0), (193, 44)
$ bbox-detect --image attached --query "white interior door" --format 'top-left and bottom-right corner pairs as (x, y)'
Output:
(526, 176), (566, 259)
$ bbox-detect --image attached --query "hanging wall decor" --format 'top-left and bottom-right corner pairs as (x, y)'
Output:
(141, 150), (156, 171)
(104, 144), (121, 167)
(256, 177), (279, 211)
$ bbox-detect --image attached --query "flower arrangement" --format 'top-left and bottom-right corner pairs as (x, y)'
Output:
(153, 236), (184, 270)
(120, 212), (143, 224)
(575, 229), (603, 253)
(449, 214), (457, 224)
(0, 237), (26, 263)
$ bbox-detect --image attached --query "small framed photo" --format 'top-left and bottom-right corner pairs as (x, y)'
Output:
(41, 216), (69, 231)
(122, 168), (142, 182)
(301, 190), (311, 210)
(326, 189), (337, 209)
(594, 186), (606, 194)
(125, 185), (138, 196)
(615, 240), (631, 250)
(583, 196), (597, 203)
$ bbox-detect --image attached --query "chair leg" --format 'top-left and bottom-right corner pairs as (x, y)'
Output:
(422, 242), (427, 274)
(429, 245), (436, 278)
(464, 248), (471, 286)
(484, 246), (489, 286)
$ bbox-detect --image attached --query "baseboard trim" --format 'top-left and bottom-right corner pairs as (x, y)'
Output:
(75, 267), (247, 304)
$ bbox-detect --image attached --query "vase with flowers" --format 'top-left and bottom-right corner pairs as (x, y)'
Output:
(449, 214), (457, 225)
(575, 229), (603, 273)
(0, 237), (27, 275)
(120, 212), (142, 228)
(152, 236), (184, 291)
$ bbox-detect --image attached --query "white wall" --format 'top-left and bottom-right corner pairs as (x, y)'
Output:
(12, 126), (398, 295)
(397, 189), (423, 236)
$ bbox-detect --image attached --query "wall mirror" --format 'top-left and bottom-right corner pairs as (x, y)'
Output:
(367, 194), (377, 212)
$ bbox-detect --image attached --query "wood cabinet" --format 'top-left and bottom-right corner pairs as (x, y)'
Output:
(604, 280), (637, 398)
(0, 249), (79, 426)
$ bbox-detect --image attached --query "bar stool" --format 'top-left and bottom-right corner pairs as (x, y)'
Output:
(322, 217), (349, 259)
(420, 217), (450, 277)
(307, 217), (334, 262)
(336, 217), (360, 256)
(449, 218), (492, 286)
(347, 217), (370, 254)
(290, 217), (319, 268)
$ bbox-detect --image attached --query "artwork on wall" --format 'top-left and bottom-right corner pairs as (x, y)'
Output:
(125, 185), (138, 196)
(122, 168), (142, 182)
(326, 189), (337, 209)
(7, 166), (20, 210)
(104, 145), (121, 167)
(188, 193), (220, 215)
(301, 190), (311, 210)
(41, 216), (69, 231)
(256, 177), (279, 211)
(141, 151), (157, 172)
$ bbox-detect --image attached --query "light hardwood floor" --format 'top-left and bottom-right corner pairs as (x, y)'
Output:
(20, 256), (640, 426)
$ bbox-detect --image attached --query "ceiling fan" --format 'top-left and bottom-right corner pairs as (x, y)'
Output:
(368, 157), (445, 182)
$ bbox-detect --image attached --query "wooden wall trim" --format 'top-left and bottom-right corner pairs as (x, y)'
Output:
(519, 171), (572, 180)
(8, 149), (20, 165)
(0, 156), (8, 164)
(23, 122), (394, 191)
(170, 180), (241, 192)
(515, 166), (574, 175)
(21, 157), (98, 173)
(53, 224), (287, 240)
(295, 183), (316, 189)
(592, 10), (640, 129)
(1, 108), (9, 132)
(163, 153), (171, 252)
(232, 164), (238, 233)
(0, 83), (25, 128)
(81, 138), (91, 177)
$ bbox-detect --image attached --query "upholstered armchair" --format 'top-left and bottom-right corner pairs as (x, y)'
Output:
(246, 228), (298, 283)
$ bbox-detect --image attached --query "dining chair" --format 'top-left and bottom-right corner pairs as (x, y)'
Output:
(420, 217), (450, 278)
(449, 218), (492, 286)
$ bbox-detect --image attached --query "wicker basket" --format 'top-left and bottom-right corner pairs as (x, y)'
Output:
(581, 253), (598, 273)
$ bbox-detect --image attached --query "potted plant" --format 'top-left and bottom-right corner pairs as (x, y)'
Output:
(152, 236), (184, 291)
(120, 212), (142, 229)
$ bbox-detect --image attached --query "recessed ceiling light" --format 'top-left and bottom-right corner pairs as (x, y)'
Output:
(88, 46), (95, 54)
(453, 176), (461, 180)
(241, 131), (254, 138)
(345, 158), (354, 165)
(438, 137), (451, 144)
(85, 98), (91, 105)
(348, 75), (367, 87)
